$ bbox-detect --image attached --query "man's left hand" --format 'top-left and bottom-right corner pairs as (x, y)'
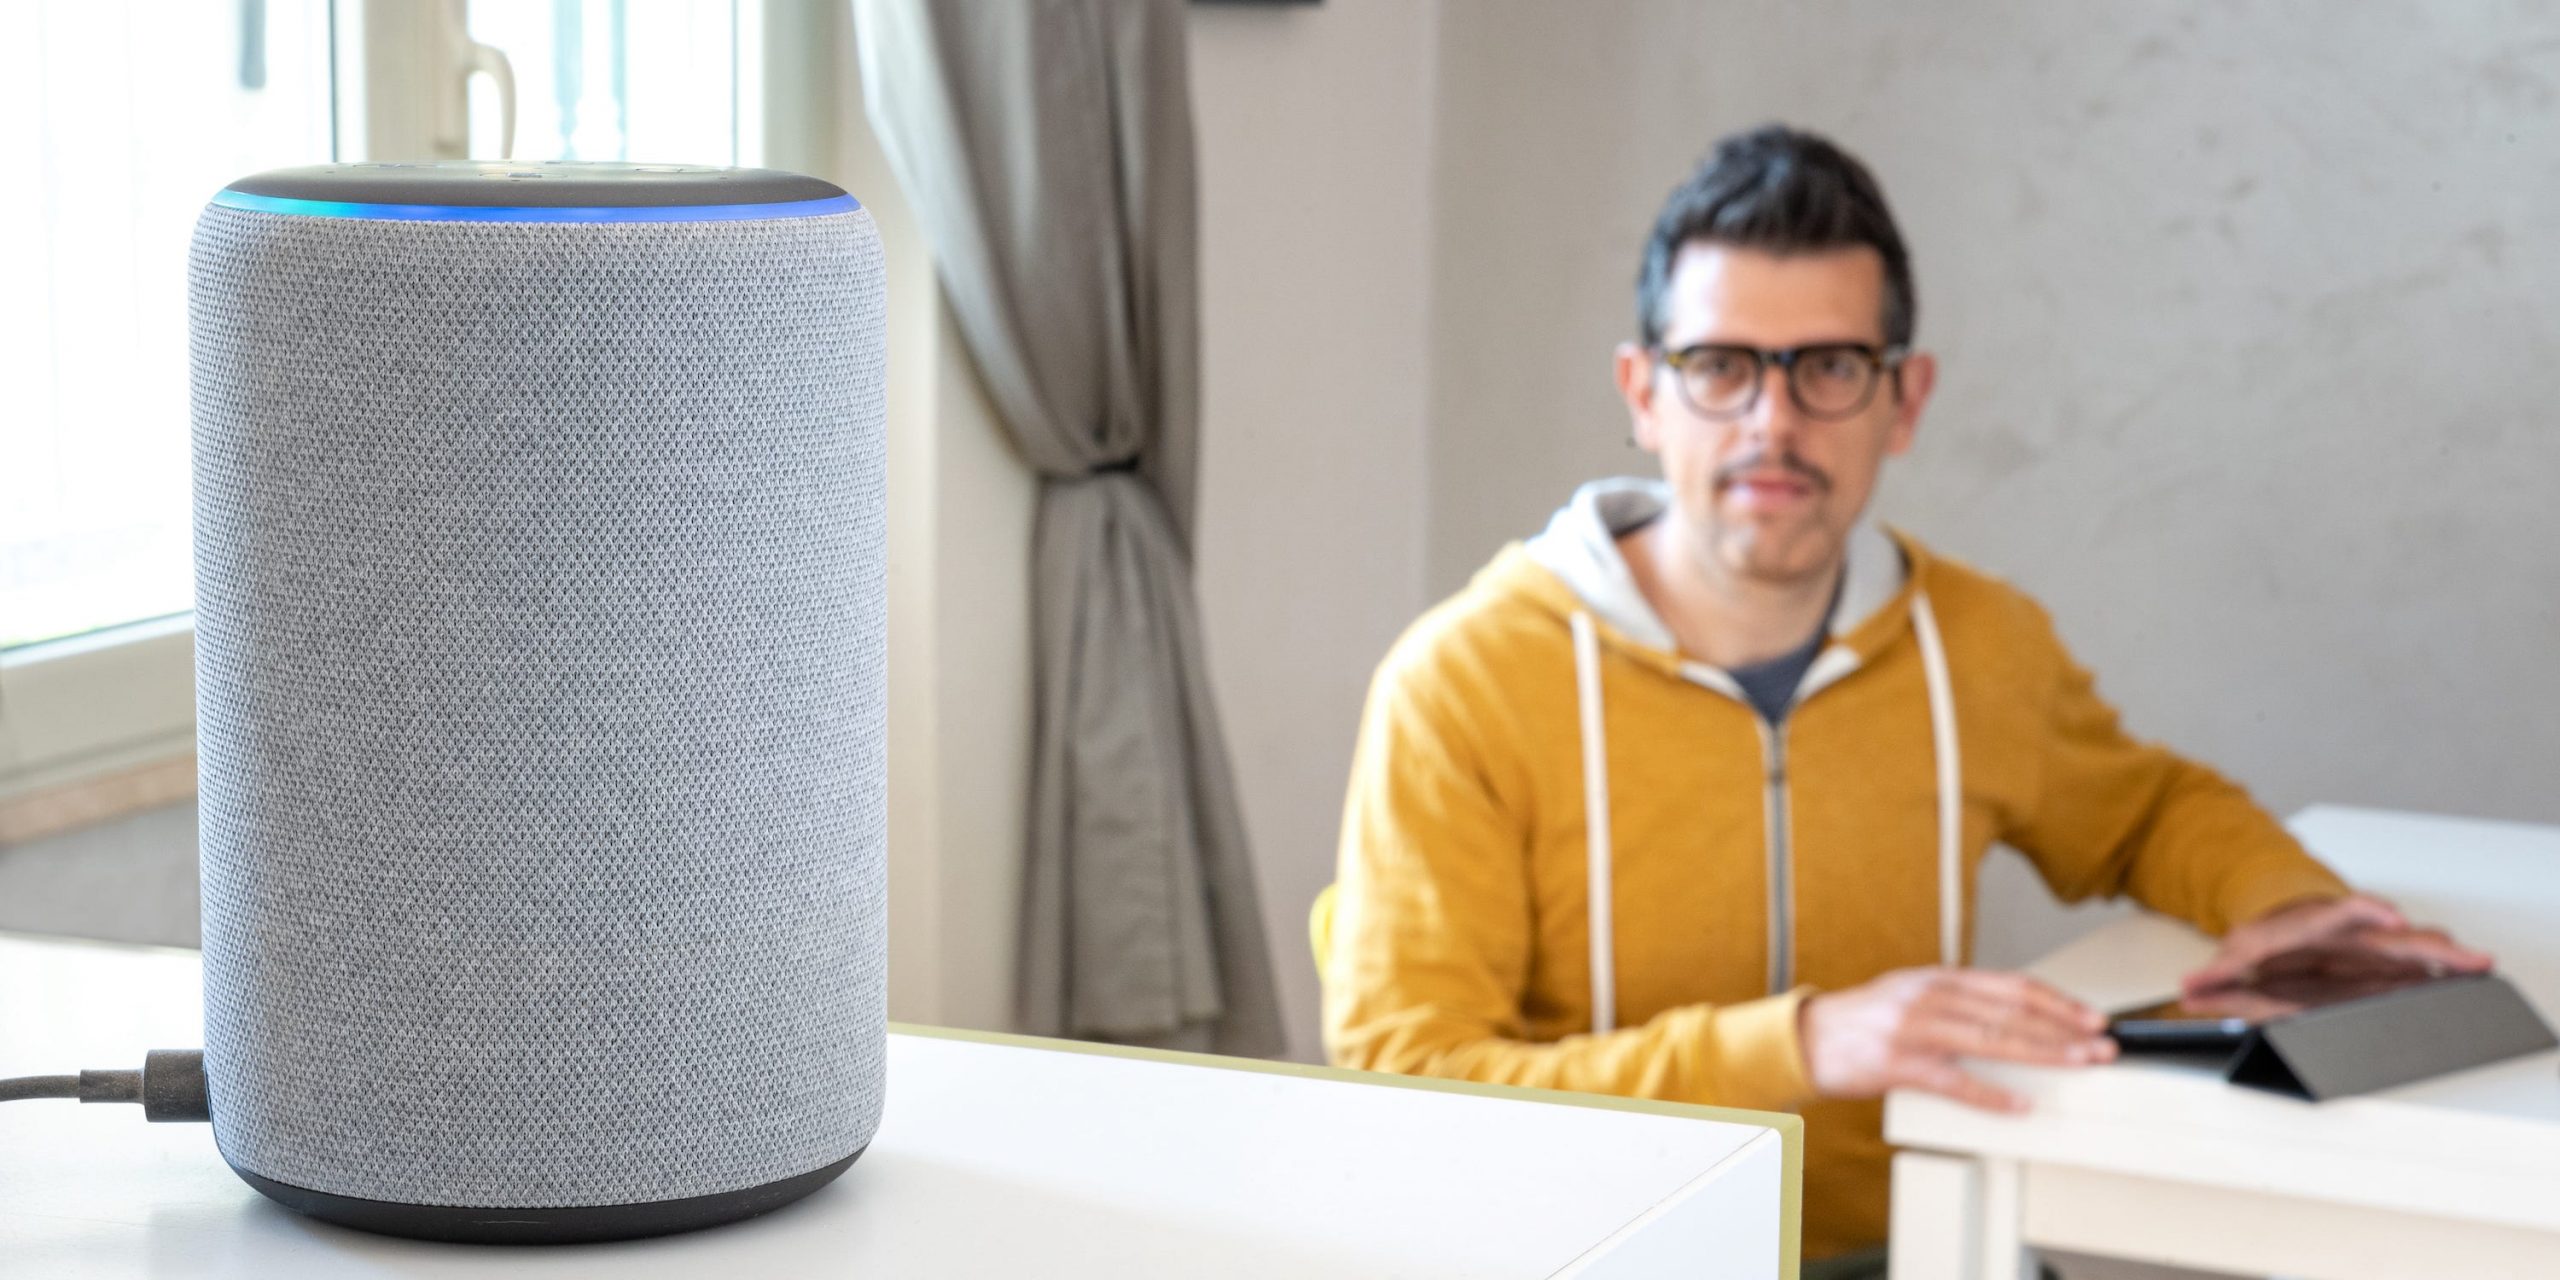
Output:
(2181, 892), (2494, 996)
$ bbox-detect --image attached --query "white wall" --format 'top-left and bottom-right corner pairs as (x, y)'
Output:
(1422, 2), (2560, 964)
(1191, 2), (1441, 1061)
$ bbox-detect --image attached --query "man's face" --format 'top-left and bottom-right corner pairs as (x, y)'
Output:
(1613, 243), (1935, 587)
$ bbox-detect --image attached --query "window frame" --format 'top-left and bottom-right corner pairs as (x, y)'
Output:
(0, 0), (353, 816)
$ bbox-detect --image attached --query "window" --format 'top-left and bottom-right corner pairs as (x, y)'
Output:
(465, 0), (744, 166)
(3, 0), (745, 655)
(2, 0), (744, 800)
(2, 0), (335, 651)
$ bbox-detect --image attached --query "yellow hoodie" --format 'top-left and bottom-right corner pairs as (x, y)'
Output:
(1320, 479), (2349, 1261)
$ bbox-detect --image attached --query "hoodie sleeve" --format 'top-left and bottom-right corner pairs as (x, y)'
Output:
(1320, 640), (1815, 1113)
(2004, 606), (2350, 936)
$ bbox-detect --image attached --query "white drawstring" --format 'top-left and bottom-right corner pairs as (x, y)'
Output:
(1570, 611), (1617, 1035)
(1570, 588), (1966, 1035)
(1910, 589), (1965, 969)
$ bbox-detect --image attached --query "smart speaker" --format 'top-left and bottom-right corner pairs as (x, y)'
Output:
(187, 162), (887, 1243)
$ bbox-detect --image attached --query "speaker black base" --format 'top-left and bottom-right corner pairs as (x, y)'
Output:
(228, 1148), (865, 1245)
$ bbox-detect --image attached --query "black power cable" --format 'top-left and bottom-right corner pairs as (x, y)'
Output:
(0, 1075), (79, 1102)
(0, 1050), (209, 1121)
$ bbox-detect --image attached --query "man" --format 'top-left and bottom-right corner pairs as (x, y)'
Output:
(1319, 124), (2489, 1270)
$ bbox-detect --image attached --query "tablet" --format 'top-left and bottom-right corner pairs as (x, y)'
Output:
(2108, 951), (2456, 1053)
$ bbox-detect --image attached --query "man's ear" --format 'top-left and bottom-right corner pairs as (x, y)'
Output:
(1885, 350), (1936, 457)
(1614, 342), (1662, 452)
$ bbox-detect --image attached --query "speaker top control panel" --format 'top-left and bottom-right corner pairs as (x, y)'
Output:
(215, 162), (857, 223)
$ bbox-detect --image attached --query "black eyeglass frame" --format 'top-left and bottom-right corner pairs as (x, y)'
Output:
(1651, 341), (1912, 421)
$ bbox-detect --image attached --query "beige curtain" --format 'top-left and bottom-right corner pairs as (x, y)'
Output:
(852, 0), (1282, 1056)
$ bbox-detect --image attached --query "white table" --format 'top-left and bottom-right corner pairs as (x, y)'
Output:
(0, 932), (1798, 1278)
(1886, 806), (2560, 1280)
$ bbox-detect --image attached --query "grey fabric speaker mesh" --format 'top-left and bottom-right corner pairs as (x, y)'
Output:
(188, 203), (887, 1207)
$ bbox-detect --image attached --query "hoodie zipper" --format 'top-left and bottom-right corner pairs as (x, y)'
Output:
(1690, 664), (1817, 998)
(1756, 716), (1792, 995)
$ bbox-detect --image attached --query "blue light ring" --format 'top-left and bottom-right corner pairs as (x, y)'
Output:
(209, 189), (862, 223)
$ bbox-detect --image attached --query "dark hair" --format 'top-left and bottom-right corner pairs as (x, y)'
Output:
(1635, 124), (1915, 349)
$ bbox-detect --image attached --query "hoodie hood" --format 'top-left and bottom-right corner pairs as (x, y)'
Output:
(1521, 477), (1909, 661)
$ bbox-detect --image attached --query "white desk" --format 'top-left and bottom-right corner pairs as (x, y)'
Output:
(0, 932), (1798, 1278)
(1886, 806), (2560, 1280)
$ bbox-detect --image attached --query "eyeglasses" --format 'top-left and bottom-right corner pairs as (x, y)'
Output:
(1653, 342), (1909, 421)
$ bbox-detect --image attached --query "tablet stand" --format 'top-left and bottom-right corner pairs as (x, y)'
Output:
(2224, 973), (2557, 1101)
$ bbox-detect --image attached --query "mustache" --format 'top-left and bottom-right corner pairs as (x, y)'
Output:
(1714, 452), (1832, 493)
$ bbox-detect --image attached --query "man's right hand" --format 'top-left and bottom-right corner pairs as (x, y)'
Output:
(1797, 968), (2116, 1113)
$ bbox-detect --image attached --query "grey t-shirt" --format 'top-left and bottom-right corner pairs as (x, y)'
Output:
(1728, 624), (1829, 726)
(1725, 579), (1843, 725)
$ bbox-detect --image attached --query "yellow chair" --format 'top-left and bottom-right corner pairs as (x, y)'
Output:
(1307, 882), (1340, 976)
